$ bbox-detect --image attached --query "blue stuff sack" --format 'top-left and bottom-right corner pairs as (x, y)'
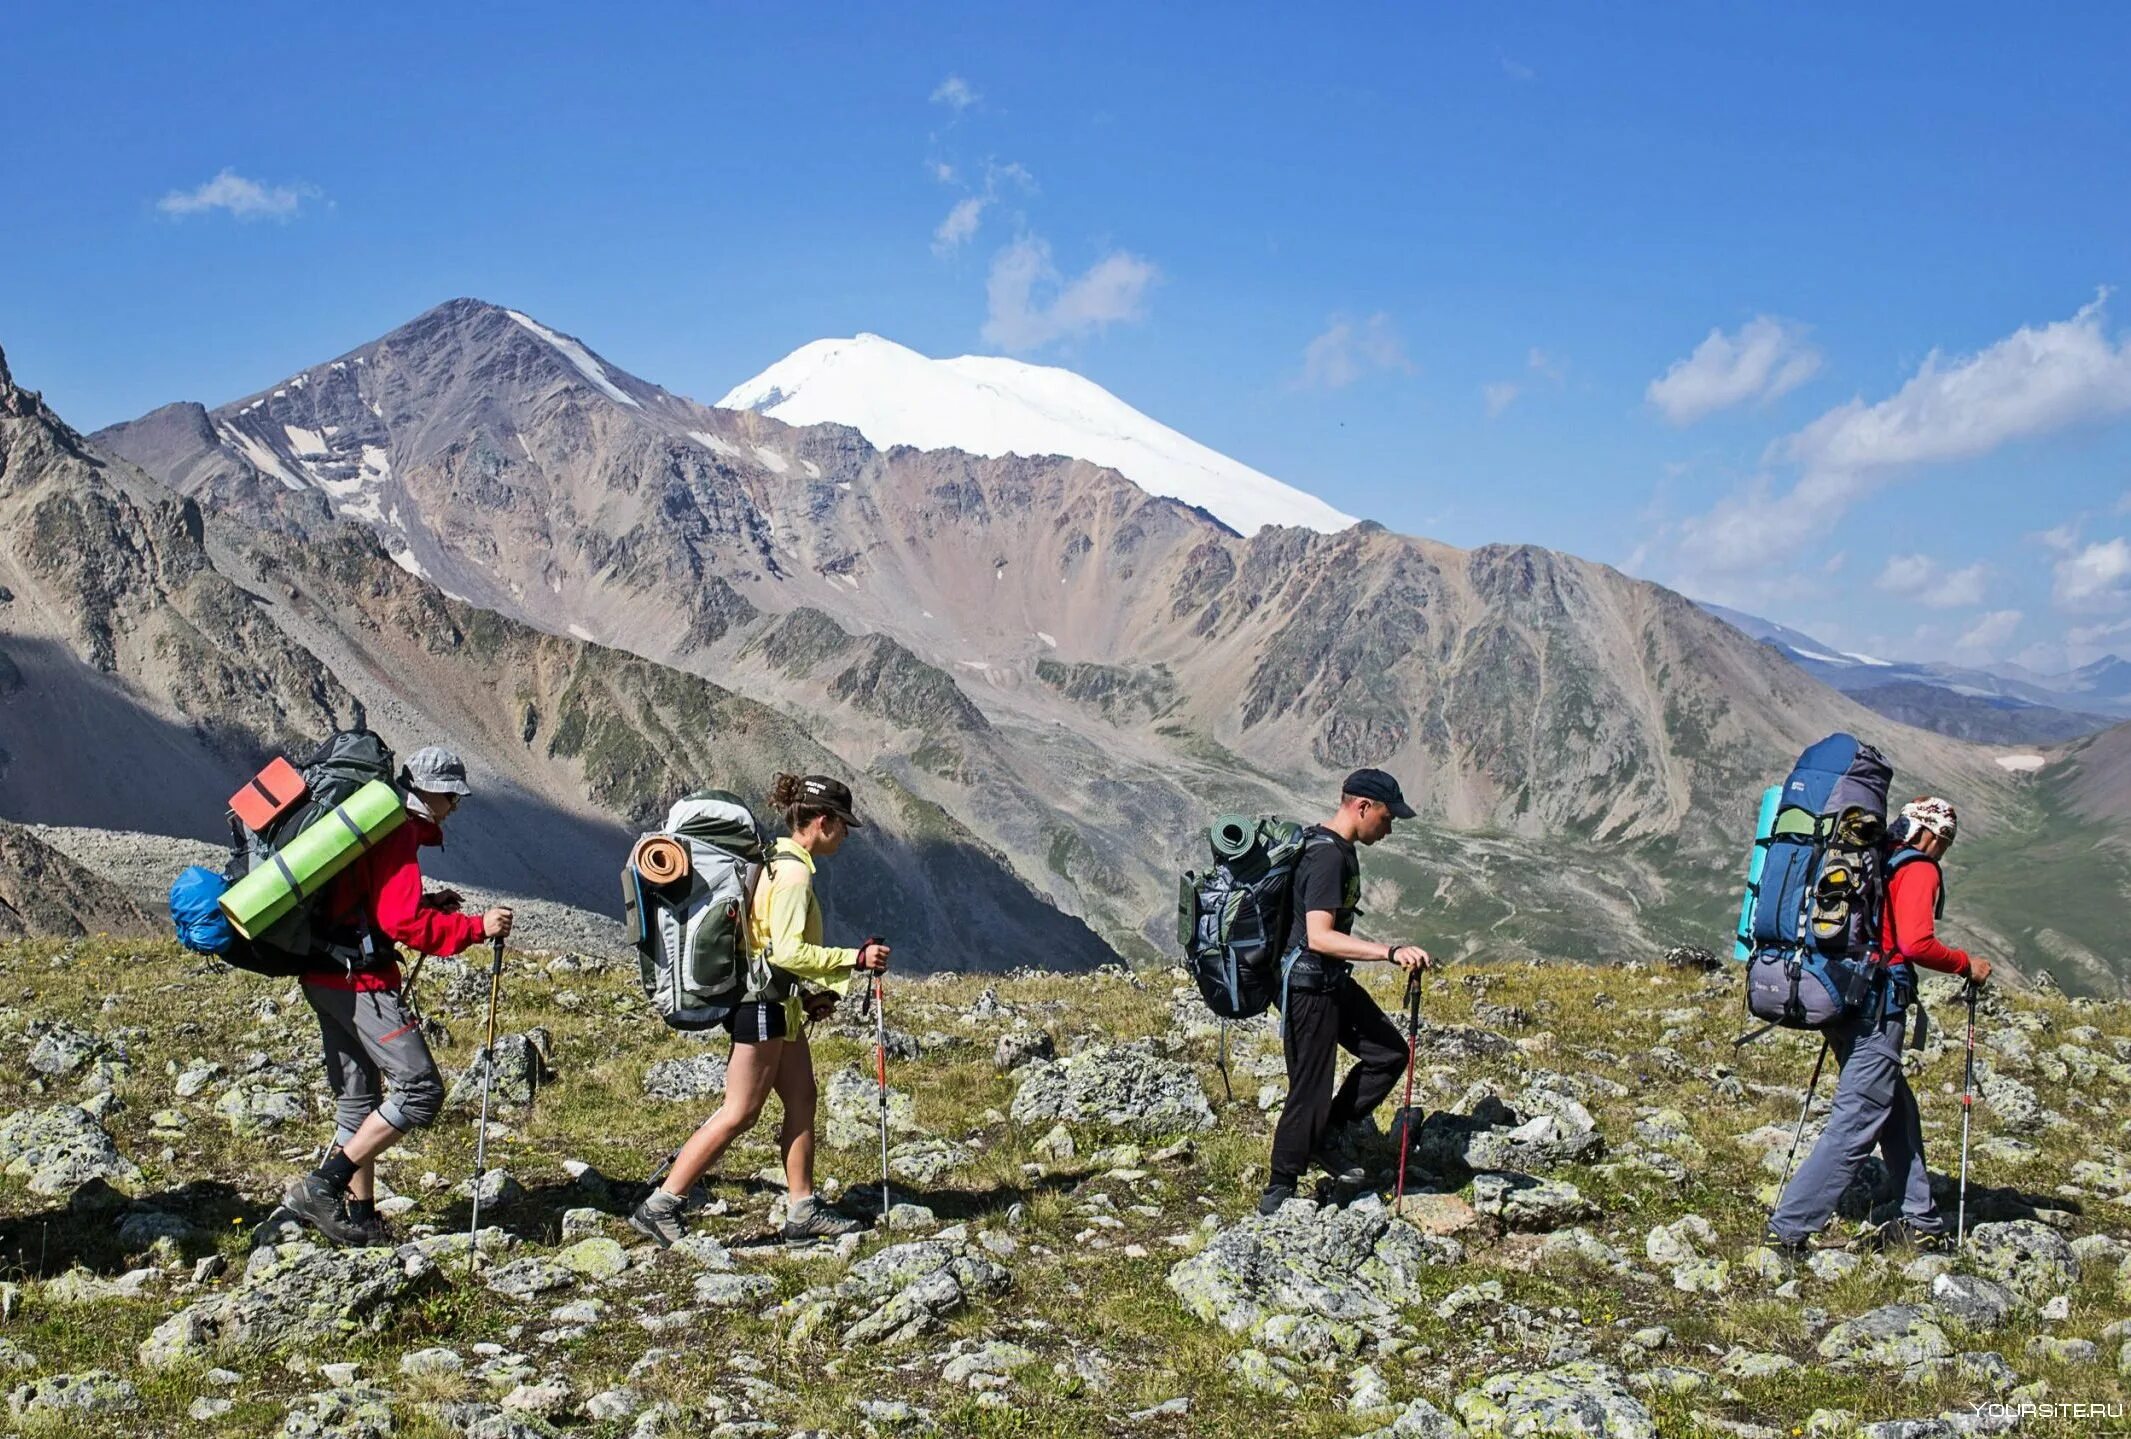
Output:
(168, 866), (237, 956)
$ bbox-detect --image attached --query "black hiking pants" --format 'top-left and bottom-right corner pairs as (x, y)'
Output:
(1269, 971), (1408, 1187)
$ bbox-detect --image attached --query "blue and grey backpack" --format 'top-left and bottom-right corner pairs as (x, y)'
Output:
(1178, 816), (1328, 1020)
(1737, 733), (1894, 1031)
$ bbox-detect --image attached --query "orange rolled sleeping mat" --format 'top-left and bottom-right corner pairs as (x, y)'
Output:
(631, 835), (690, 887)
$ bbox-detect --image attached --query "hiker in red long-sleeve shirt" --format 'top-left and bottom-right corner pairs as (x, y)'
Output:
(280, 746), (514, 1247)
(1769, 796), (1991, 1257)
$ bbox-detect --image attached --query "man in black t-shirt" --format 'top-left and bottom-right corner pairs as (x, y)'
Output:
(1263, 768), (1431, 1214)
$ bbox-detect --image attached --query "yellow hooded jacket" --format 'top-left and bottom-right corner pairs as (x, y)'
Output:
(750, 837), (861, 1033)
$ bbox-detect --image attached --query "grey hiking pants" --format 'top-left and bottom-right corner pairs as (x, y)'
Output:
(1770, 988), (1940, 1243)
(303, 982), (444, 1144)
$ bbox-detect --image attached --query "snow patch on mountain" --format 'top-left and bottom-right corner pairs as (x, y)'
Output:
(505, 309), (641, 409)
(716, 333), (1355, 537)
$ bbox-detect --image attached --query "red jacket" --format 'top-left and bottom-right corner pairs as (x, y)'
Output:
(306, 813), (486, 990)
(1880, 855), (1970, 977)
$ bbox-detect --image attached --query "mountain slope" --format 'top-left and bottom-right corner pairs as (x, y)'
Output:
(5, 342), (1106, 968)
(91, 303), (2109, 988)
(716, 332), (1355, 537)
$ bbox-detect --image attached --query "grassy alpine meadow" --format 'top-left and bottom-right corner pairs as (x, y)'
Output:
(0, 933), (2127, 1437)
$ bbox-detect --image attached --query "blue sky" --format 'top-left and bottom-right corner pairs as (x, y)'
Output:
(5, 3), (2130, 670)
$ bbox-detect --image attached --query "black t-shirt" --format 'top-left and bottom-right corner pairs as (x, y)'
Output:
(1285, 826), (1361, 975)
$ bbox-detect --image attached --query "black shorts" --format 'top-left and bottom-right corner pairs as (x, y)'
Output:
(721, 1000), (787, 1044)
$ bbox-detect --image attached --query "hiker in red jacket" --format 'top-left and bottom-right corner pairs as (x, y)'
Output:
(1768, 796), (1990, 1256)
(280, 746), (514, 1246)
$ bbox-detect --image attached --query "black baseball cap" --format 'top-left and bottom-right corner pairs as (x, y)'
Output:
(799, 774), (863, 828)
(1343, 768), (1415, 820)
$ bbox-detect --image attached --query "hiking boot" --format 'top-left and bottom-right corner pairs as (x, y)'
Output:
(281, 1173), (369, 1247)
(1258, 1182), (1301, 1216)
(781, 1196), (862, 1240)
(629, 1192), (689, 1248)
(1870, 1216), (1948, 1253)
(344, 1206), (396, 1249)
(1311, 1148), (1368, 1187)
(1760, 1229), (1811, 1269)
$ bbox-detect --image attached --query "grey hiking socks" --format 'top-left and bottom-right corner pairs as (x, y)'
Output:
(629, 1188), (688, 1248)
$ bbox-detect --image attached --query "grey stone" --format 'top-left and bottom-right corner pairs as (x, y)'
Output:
(140, 1244), (439, 1368)
(482, 1258), (576, 1299)
(281, 1385), (394, 1439)
(889, 1137), (973, 1185)
(694, 1272), (775, 1307)
(1965, 1220), (2080, 1301)
(826, 1067), (920, 1149)
(1452, 1360), (1655, 1438)
(993, 1028), (1055, 1073)
(556, 1237), (628, 1281)
(1470, 1173), (1596, 1231)
(0, 1104), (140, 1195)
(1817, 1304), (1954, 1370)
(25, 1021), (111, 1076)
(1354, 1395), (1470, 1437)
(214, 1083), (308, 1134)
(1415, 1109), (1604, 1175)
(1009, 1041), (1215, 1136)
(9, 1369), (140, 1420)
(1931, 1273), (2016, 1331)
(401, 1347), (464, 1376)
(1167, 1201), (1463, 1340)
(642, 1054), (727, 1101)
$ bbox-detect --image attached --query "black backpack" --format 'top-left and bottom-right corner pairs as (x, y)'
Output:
(224, 730), (401, 976)
(1178, 816), (1327, 1019)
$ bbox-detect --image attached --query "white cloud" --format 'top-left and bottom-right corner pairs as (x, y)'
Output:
(1296, 313), (1413, 390)
(1876, 553), (1989, 609)
(2035, 520), (2083, 555)
(982, 236), (1158, 351)
(2053, 536), (2131, 612)
(1646, 316), (1821, 425)
(929, 160), (957, 185)
(1501, 56), (1536, 81)
(931, 75), (978, 111)
(1527, 347), (1565, 382)
(1787, 292), (2131, 474)
(156, 168), (318, 221)
(1953, 609), (2023, 656)
(932, 196), (988, 255)
(1482, 381), (1520, 417)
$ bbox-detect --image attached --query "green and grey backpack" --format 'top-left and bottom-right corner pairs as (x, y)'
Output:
(623, 790), (770, 1030)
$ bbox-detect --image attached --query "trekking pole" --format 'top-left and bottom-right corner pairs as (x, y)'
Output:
(1393, 967), (1423, 1216)
(871, 969), (890, 1226)
(1772, 1036), (1831, 1219)
(467, 936), (504, 1261)
(1957, 979), (1978, 1249)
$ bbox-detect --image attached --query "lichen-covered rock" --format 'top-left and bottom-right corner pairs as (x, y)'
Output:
(1931, 1272), (2016, 1331)
(1354, 1395), (1471, 1437)
(8, 1369), (140, 1420)
(889, 1137), (973, 1185)
(557, 1237), (628, 1281)
(447, 1031), (549, 1108)
(1167, 1200), (1463, 1340)
(1537, 1227), (1638, 1277)
(1453, 1360), (1655, 1437)
(1816, 1304), (1954, 1370)
(482, 1258), (576, 1299)
(779, 1239), (1012, 1348)
(1965, 1221), (2080, 1302)
(1470, 1173), (1596, 1231)
(0, 1104), (140, 1195)
(25, 1020), (112, 1076)
(642, 1053), (727, 1101)
(1009, 1042), (1215, 1136)
(139, 1244), (439, 1368)
(826, 1067), (920, 1149)
(993, 1028), (1055, 1073)
(281, 1385), (395, 1439)
(1415, 1109), (1604, 1175)
(694, 1272), (775, 1307)
(214, 1082), (307, 1134)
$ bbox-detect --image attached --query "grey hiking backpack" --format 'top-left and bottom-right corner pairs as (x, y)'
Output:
(623, 790), (770, 1030)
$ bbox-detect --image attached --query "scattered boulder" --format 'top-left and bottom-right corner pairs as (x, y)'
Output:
(139, 1244), (440, 1368)
(1356, 1395), (1471, 1437)
(0, 1104), (140, 1195)
(642, 1054), (727, 1101)
(889, 1138), (973, 1186)
(782, 1239), (1013, 1347)
(1167, 1201), (1463, 1346)
(25, 1020), (113, 1076)
(1816, 1304), (1954, 1371)
(993, 1029), (1055, 1073)
(1965, 1220), (2079, 1302)
(8, 1369), (140, 1421)
(826, 1067), (920, 1149)
(448, 1030), (551, 1107)
(1010, 1041), (1216, 1136)
(1453, 1360), (1655, 1438)
(482, 1258), (577, 1300)
(213, 1082), (307, 1134)
(1413, 1108), (1603, 1176)
(281, 1385), (394, 1439)
(1470, 1173), (1596, 1231)
(1931, 1272), (2015, 1331)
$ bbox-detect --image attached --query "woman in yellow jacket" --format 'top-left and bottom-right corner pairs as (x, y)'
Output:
(630, 773), (891, 1244)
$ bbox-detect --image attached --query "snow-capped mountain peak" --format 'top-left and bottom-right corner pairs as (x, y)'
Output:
(716, 333), (1356, 537)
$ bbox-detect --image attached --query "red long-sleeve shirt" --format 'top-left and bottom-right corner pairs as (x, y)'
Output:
(306, 814), (486, 991)
(1880, 856), (1971, 977)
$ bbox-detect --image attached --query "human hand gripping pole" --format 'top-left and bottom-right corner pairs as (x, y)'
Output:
(467, 936), (505, 1262)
